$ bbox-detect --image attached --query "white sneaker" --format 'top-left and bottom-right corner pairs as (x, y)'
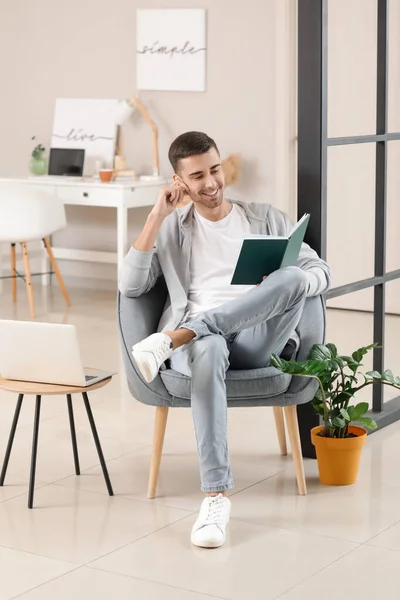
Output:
(191, 494), (231, 549)
(132, 333), (173, 383)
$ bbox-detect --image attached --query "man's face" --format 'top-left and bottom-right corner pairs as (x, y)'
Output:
(174, 148), (225, 209)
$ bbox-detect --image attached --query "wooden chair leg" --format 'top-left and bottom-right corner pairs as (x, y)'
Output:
(43, 237), (71, 307)
(273, 406), (287, 456)
(21, 242), (35, 319)
(10, 243), (17, 302)
(283, 405), (307, 495)
(148, 406), (169, 499)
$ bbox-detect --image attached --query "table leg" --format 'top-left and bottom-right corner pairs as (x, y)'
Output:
(82, 392), (114, 496)
(117, 206), (128, 276)
(0, 394), (24, 486)
(67, 394), (80, 475)
(28, 395), (41, 509)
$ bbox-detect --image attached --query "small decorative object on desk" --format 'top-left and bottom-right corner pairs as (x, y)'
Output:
(29, 137), (47, 175)
(114, 155), (126, 172)
(271, 343), (400, 486)
(114, 169), (137, 181)
(99, 169), (114, 183)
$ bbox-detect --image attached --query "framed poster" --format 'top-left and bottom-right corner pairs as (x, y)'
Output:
(137, 9), (207, 92)
(51, 98), (118, 174)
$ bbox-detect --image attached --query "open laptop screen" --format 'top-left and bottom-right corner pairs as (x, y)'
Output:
(48, 148), (85, 176)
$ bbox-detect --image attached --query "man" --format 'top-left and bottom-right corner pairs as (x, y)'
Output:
(119, 131), (332, 549)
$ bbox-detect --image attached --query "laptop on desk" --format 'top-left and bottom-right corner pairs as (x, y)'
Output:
(48, 148), (85, 177)
(0, 320), (114, 387)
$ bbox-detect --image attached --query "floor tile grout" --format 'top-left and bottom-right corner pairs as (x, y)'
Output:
(0, 480), (50, 505)
(229, 515), (363, 545)
(7, 565), (84, 600)
(83, 511), (197, 567)
(273, 543), (362, 600)
(0, 541), (78, 566)
(85, 565), (230, 600)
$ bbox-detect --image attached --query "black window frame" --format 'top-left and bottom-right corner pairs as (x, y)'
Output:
(297, 0), (400, 457)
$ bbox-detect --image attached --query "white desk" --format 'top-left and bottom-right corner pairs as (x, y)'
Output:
(0, 176), (167, 284)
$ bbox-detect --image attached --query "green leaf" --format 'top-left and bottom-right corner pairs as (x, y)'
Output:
(340, 408), (350, 421)
(366, 371), (382, 379)
(331, 357), (347, 369)
(331, 391), (353, 405)
(382, 370), (395, 383)
(319, 373), (338, 391)
(309, 344), (334, 361)
(356, 417), (378, 430)
(312, 400), (325, 417)
(270, 355), (300, 373)
(352, 344), (376, 364)
(271, 355), (328, 378)
(332, 416), (346, 428)
(350, 402), (369, 421)
(326, 343), (338, 357)
(340, 356), (359, 373)
(305, 360), (330, 375)
(347, 405), (355, 420)
(314, 388), (330, 403)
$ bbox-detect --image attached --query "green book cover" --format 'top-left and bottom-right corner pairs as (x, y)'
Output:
(231, 213), (310, 285)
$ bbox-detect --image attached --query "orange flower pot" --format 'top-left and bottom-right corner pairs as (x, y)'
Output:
(311, 425), (367, 486)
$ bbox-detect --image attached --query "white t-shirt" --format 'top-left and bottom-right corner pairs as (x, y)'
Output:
(187, 204), (254, 318)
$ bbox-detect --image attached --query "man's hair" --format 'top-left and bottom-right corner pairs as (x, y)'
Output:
(168, 131), (219, 173)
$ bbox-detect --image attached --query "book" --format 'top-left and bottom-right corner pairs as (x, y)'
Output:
(231, 213), (310, 285)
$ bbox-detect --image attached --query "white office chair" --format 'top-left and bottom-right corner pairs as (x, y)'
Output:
(0, 185), (71, 318)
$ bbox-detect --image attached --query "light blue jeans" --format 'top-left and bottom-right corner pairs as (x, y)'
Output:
(169, 266), (308, 493)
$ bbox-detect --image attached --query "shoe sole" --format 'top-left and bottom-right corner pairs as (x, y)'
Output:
(190, 534), (226, 549)
(132, 351), (156, 383)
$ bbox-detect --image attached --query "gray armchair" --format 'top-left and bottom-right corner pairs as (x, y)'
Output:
(117, 279), (326, 498)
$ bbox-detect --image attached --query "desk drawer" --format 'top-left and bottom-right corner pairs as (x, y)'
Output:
(56, 185), (128, 207)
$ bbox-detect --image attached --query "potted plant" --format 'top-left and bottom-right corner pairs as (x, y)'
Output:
(29, 137), (47, 175)
(271, 343), (400, 486)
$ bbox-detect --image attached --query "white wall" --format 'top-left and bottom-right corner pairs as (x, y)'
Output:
(0, 0), (297, 288)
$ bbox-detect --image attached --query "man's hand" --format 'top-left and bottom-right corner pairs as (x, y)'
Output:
(150, 183), (186, 219)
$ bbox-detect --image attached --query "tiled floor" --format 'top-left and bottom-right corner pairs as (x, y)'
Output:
(0, 282), (400, 599)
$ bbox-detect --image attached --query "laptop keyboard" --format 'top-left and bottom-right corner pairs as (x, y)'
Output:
(85, 375), (96, 382)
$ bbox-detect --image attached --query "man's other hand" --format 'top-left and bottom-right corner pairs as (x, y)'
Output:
(256, 275), (268, 286)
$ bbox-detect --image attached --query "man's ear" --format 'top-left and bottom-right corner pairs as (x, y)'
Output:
(173, 174), (190, 194)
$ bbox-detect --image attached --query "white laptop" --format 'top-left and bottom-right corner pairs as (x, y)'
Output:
(0, 320), (114, 387)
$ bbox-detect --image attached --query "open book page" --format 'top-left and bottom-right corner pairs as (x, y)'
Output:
(288, 213), (310, 238)
(243, 235), (285, 240)
(242, 213), (310, 241)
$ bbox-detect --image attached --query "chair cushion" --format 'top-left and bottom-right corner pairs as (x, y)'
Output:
(160, 367), (292, 401)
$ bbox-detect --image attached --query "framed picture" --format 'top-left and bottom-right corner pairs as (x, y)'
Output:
(51, 99), (119, 175)
(137, 9), (207, 92)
